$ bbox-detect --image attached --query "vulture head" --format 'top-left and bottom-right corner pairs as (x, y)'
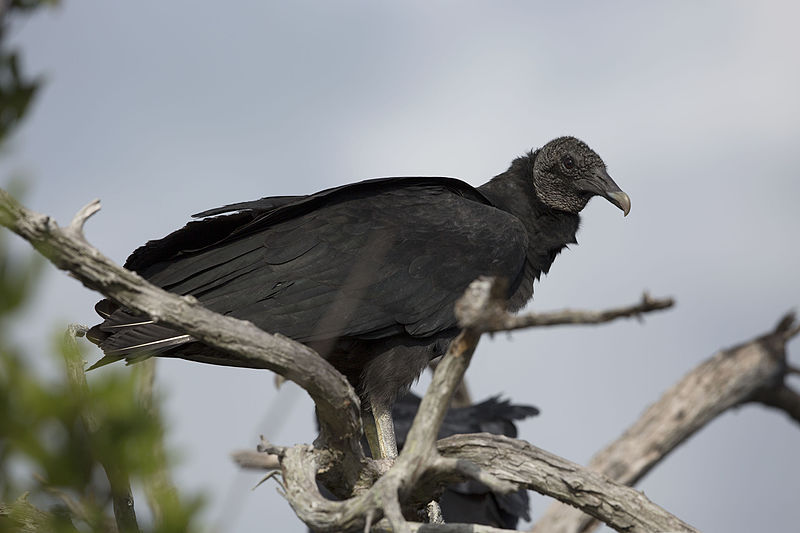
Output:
(533, 136), (631, 216)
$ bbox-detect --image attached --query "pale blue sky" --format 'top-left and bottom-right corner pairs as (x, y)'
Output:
(3, 2), (800, 531)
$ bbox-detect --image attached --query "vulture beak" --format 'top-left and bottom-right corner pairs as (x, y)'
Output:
(606, 190), (631, 217)
(581, 169), (631, 216)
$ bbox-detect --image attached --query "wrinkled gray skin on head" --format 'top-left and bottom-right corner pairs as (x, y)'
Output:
(478, 136), (630, 312)
(532, 136), (630, 215)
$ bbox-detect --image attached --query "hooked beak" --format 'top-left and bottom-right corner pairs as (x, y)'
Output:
(606, 190), (631, 217)
(580, 168), (631, 216)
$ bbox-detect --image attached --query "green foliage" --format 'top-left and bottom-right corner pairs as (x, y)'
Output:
(0, 219), (204, 532)
(0, 0), (60, 145)
(0, 4), (206, 530)
(0, 52), (38, 144)
(0, 228), (42, 325)
(5, 1), (60, 12)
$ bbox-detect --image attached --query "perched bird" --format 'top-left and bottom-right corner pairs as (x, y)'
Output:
(87, 136), (630, 458)
(393, 394), (538, 528)
(323, 392), (538, 529)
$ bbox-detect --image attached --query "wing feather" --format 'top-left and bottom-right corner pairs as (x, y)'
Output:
(91, 178), (527, 361)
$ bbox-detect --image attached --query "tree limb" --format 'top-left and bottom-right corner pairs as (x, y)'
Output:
(0, 190), (518, 532)
(753, 383), (800, 425)
(231, 450), (281, 470)
(2, 190), (692, 532)
(428, 292), (673, 410)
(258, 278), (517, 533)
(63, 325), (139, 533)
(248, 279), (693, 533)
(531, 312), (799, 533)
(0, 189), (364, 462)
(438, 434), (698, 533)
(478, 292), (673, 333)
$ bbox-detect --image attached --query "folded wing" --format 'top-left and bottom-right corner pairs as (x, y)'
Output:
(88, 177), (528, 366)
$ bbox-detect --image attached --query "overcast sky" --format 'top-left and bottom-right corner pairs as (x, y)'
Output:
(3, 2), (800, 531)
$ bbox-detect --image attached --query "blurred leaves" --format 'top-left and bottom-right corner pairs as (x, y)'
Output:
(0, 52), (38, 143)
(0, 225), (42, 321)
(0, 0), (60, 145)
(4, 1), (60, 13)
(0, 209), (203, 532)
(1, 2), (204, 531)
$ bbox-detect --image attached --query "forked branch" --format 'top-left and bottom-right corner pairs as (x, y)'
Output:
(2, 189), (691, 532)
(254, 279), (693, 533)
(0, 189), (364, 460)
(531, 312), (800, 533)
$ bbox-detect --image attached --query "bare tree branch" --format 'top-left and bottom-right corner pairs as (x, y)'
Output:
(258, 279), (517, 533)
(439, 434), (698, 533)
(531, 312), (799, 533)
(63, 326), (139, 533)
(248, 279), (694, 533)
(477, 292), (673, 333)
(66, 198), (101, 236)
(2, 190), (692, 532)
(426, 293), (673, 410)
(0, 189), (364, 463)
(231, 450), (281, 470)
(753, 384), (800, 425)
(428, 359), (472, 408)
(1, 190), (517, 532)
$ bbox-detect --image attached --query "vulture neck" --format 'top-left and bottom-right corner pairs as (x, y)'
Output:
(477, 155), (580, 310)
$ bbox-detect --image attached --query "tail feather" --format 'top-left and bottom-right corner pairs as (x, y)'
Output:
(86, 298), (194, 366)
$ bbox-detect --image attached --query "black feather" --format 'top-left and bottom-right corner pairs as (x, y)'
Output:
(88, 138), (626, 408)
(336, 393), (537, 529)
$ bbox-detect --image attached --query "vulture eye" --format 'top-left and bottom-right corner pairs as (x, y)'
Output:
(561, 155), (576, 170)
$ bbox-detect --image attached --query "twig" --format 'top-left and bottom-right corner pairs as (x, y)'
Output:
(754, 384), (800, 425)
(62, 327), (139, 533)
(364, 509), (375, 533)
(473, 291), (674, 334)
(66, 198), (101, 236)
(133, 358), (181, 524)
(784, 323), (800, 342)
(530, 312), (799, 533)
(231, 450), (281, 470)
(252, 470), (283, 491)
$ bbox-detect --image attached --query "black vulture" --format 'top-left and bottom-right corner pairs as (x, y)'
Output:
(392, 393), (537, 528)
(87, 136), (630, 458)
(313, 392), (538, 529)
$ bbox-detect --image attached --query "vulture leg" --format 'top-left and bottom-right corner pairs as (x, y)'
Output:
(364, 399), (398, 459)
(365, 398), (445, 524)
